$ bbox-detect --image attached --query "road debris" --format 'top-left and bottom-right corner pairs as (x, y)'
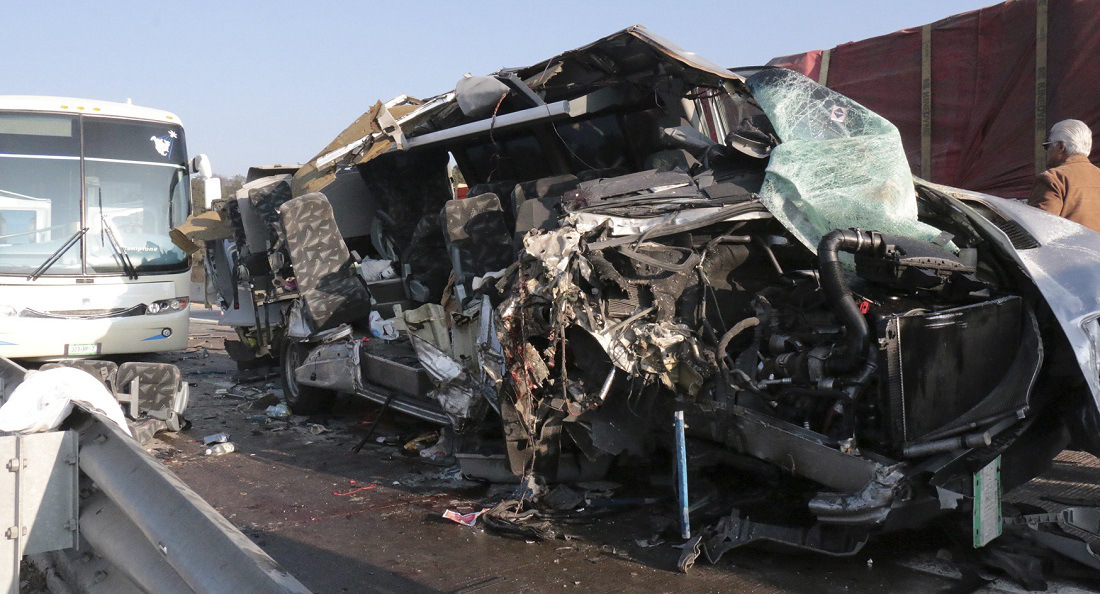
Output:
(203, 432), (231, 445)
(442, 508), (488, 527)
(204, 442), (236, 456)
(333, 483), (377, 497)
(265, 403), (291, 418)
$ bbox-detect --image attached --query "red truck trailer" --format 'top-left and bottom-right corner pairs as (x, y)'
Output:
(769, 0), (1100, 200)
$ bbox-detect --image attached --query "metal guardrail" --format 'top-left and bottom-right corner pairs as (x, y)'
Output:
(0, 358), (310, 593)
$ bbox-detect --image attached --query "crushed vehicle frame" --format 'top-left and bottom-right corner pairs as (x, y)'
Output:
(190, 25), (1100, 566)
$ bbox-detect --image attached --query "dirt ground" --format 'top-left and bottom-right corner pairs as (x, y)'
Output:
(124, 309), (1100, 593)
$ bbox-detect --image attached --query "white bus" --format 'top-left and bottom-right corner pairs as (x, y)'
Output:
(0, 96), (218, 358)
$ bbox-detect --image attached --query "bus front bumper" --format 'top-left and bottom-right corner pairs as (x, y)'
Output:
(0, 309), (189, 359)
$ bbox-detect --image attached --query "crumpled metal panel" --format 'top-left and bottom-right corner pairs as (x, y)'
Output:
(293, 25), (745, 196)
(929, 181), (1100, 428)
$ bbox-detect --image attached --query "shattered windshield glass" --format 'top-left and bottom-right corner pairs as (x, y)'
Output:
(746, 68), (947, 252)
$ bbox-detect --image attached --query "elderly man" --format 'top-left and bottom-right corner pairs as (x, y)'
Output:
(1029, 119), (1100, 233)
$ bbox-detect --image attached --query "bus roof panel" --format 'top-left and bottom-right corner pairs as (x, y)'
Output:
(0, 96), (182, 125)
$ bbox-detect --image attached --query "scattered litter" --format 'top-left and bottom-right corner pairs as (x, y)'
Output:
(439, 465), (464, 481)
(247, 415), (268, 425)
(866, 558), (873, 568)
(205, 442), (235, 456)
(544, 484), (585, 511)
(214, 388), (228, 395)
(252, 393), (282, 409)
(419, 442), (452, 464)
(403, 431), (439, 453)
(369, 311), (399, 340)
(203, 432), (230, 445)
(482, 499), (557, 540)
(226, 385), (263, 399)
(333, 484), (377, 497)
(265, 403), (291, 418)
(442, 508), (487, 527)
(307, 423), (329, 435)
(512, 475), (545, 501)
(676, 535), (703, 573)
(635, 534), (665, 548)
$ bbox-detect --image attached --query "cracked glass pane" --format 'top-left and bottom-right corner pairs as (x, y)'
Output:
(746, 68), (947, 252)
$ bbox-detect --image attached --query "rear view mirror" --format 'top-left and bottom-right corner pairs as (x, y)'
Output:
(202, 177), (222, 209)
(191, 154), (214, 179)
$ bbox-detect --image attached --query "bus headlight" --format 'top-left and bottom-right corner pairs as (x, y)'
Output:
(0, 306), (18, 318)
(146, 297), (189, 315)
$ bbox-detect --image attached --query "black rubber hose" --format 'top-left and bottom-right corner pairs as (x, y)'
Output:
(817, 230), (885, 373)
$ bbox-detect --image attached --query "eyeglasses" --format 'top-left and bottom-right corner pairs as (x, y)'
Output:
(1043, 141), (1061, 149)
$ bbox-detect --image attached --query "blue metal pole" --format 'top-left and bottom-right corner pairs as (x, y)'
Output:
(674, 410), (690, 539)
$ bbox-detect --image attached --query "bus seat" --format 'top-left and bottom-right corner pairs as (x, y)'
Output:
(510, 174), (579, 219)
(278, 192), (373, 331)
(441, 193), (513, 305)
(115, 362), (188, 431)
(511, 175), (580, 247)
(40, 359), (117, 392)
(467, 180), (517, 232)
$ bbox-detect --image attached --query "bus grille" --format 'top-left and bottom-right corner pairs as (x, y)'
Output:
(21, 305), (146, 319)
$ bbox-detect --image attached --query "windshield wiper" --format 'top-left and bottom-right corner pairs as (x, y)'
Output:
(100, 215), (139, 280)
(91, 183), (139, 280)
(28, 227), (88, 281)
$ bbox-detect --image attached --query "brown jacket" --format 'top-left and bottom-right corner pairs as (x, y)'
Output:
(1029, 154), (1100, 233)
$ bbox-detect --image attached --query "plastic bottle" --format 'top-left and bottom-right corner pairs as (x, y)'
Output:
(205, 442), (235, 456)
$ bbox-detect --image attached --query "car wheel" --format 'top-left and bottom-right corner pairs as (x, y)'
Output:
(279, 336), (335, 414)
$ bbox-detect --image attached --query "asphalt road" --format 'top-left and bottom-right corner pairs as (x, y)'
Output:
(132, 316), (1100, 593)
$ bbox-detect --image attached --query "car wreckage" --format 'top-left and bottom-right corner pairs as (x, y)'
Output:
(184, 26), (1100, 565)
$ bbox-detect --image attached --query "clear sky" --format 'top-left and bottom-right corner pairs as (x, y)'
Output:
(6, 1), (997, 176)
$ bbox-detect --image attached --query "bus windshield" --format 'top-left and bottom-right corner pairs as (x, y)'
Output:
(0, 112), (190, 276)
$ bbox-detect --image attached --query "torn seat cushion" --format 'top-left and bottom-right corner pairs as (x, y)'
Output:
(278, 192), (373, 330)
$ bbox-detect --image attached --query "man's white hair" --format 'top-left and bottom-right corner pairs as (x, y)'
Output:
(1050, 119), (1093, 156)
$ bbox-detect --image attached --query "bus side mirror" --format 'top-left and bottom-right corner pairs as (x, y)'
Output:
(202, 177), (222, 210)
(191, 154), (214, 179)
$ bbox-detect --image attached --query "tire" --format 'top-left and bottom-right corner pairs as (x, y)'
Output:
(279, 336), (335, 414)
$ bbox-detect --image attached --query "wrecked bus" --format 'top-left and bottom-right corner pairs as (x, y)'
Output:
(0, 96), (220, 358)
(196, 27), (1100, 563)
